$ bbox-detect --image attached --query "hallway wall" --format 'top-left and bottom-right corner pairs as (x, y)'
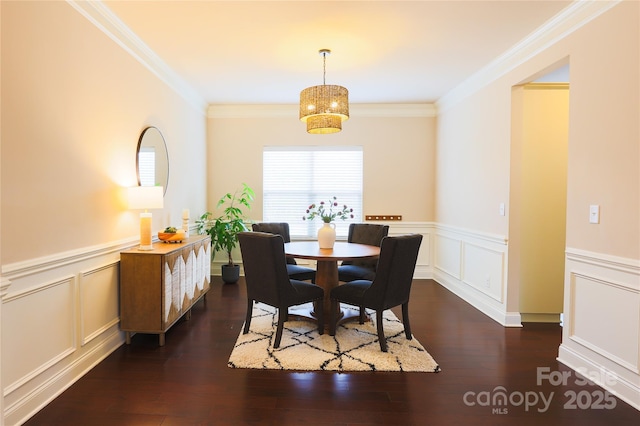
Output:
(435, 0), (639, 409)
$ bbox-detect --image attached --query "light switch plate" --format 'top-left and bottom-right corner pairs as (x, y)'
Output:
(499, 203), (505, 216)
(589, 205), (600, 224)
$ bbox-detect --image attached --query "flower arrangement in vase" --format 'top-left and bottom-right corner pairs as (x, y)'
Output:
(303, 197), (354, 248)
(303, 197), (354, 223)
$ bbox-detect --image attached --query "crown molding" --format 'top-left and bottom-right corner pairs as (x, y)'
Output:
(353, 103), (437, 118)
(68, 0), (610, 118)
(207, 103), (436, 119)
(437, 0), (622, 112)
(67, 0), (207, 113)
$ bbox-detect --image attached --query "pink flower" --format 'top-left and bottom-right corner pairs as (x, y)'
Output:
(304, 197), (354, 223)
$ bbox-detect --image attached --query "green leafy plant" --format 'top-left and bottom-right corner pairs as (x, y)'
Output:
(196, 183), (254, 266)
(303, 196), (354, 223)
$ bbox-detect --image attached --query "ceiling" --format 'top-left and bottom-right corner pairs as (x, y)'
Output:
(103, 0), (572, 105)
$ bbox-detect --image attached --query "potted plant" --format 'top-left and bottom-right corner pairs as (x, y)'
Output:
(196, 183), (254, 284)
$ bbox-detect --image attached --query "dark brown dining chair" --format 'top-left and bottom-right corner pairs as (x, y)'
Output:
(337, 223), (389, 282)
(329, 234), (423, 352)
(252, 222), (316, 282)
(238, 232), (324, 348)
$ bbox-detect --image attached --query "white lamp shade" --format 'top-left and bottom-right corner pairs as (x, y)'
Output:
(127, 186), (164, 210)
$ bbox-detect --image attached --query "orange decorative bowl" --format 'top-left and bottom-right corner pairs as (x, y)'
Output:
(158, 231), (185, 243)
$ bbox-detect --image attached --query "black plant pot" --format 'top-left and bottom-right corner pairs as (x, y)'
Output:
(221, 264), (240, 284)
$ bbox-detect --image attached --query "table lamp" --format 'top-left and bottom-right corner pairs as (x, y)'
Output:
(128, 186), (164, 250)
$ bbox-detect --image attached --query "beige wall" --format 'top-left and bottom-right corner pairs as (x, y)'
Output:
(1, 1), (208, 265)
(1, 2), (208, 422)
(563, 2), (639, 258)
(435, 1), (639, 407)
(437, 1), (639, 260)
(435, 82), (513, 234)
(207, 107), (436, 223)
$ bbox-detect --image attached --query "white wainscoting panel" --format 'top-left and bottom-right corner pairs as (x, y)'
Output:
(570, 273), (639, 371)
(433, 224), (515, 326)
(558, 248), (640, 410)
(434, 234), (462, 280)
(2, 276), (77, 394)
(462, 242), (505, 303)
(1, 238), (133, 425)
(386, 222), (433, 279)
(80, 261), (121, 346)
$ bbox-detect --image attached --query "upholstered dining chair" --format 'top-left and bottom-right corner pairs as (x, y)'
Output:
(337, 223), (389, 282)
(329, 234), (423, 352)
(252, 222), (316, 282)
(238, 232), (324, 348)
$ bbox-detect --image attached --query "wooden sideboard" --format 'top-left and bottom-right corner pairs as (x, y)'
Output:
(120, 234), (211, 345)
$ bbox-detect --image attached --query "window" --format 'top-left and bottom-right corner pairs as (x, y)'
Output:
(263, 146), (363, 239)
(137, 147), (156, 187)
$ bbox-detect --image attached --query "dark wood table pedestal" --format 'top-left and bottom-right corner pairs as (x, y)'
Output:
(284, 241), (380, 330)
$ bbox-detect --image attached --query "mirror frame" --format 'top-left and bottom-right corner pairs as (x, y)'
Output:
(136, 126), (169, 195)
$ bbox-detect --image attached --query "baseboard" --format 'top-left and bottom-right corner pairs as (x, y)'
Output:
(558, 248), (640, 413)
(434, 271), (522, 327)
(4, 331), (124, 426)
(521, 313), (561, 323)
(558, 343), (640, 411)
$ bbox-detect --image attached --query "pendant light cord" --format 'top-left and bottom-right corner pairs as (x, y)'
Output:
(322, 51), (327, 85)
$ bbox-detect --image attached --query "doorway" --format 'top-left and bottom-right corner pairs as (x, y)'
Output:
(509, 63), (569, 323)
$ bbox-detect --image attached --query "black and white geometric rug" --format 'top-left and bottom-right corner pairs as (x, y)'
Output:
(228, 303), (440, 372)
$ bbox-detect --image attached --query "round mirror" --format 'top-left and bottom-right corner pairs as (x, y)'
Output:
(136, 126), (169, 195)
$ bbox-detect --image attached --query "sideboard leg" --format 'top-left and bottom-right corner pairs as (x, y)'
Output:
(159, 333), (165, 346)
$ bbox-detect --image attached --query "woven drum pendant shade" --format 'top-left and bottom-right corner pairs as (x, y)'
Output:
(299, 49), (349, 134)
(306, 114), (342, 134)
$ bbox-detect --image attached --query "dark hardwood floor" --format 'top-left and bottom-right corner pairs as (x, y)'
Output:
(25, 278), (639, 425)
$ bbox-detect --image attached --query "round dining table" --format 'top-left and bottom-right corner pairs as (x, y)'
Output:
(284, 241), (380, 328)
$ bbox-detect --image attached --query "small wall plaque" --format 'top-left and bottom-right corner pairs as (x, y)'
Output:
(365, 215), (403, 221)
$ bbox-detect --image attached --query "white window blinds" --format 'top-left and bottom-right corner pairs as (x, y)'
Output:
(138, 147), (156, 187)
(263, 146), (363, 238)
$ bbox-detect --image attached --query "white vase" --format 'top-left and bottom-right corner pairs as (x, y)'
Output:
(317, 222), (336, 249)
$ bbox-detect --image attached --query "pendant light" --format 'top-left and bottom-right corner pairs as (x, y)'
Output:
(299, 49), (349, 134)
